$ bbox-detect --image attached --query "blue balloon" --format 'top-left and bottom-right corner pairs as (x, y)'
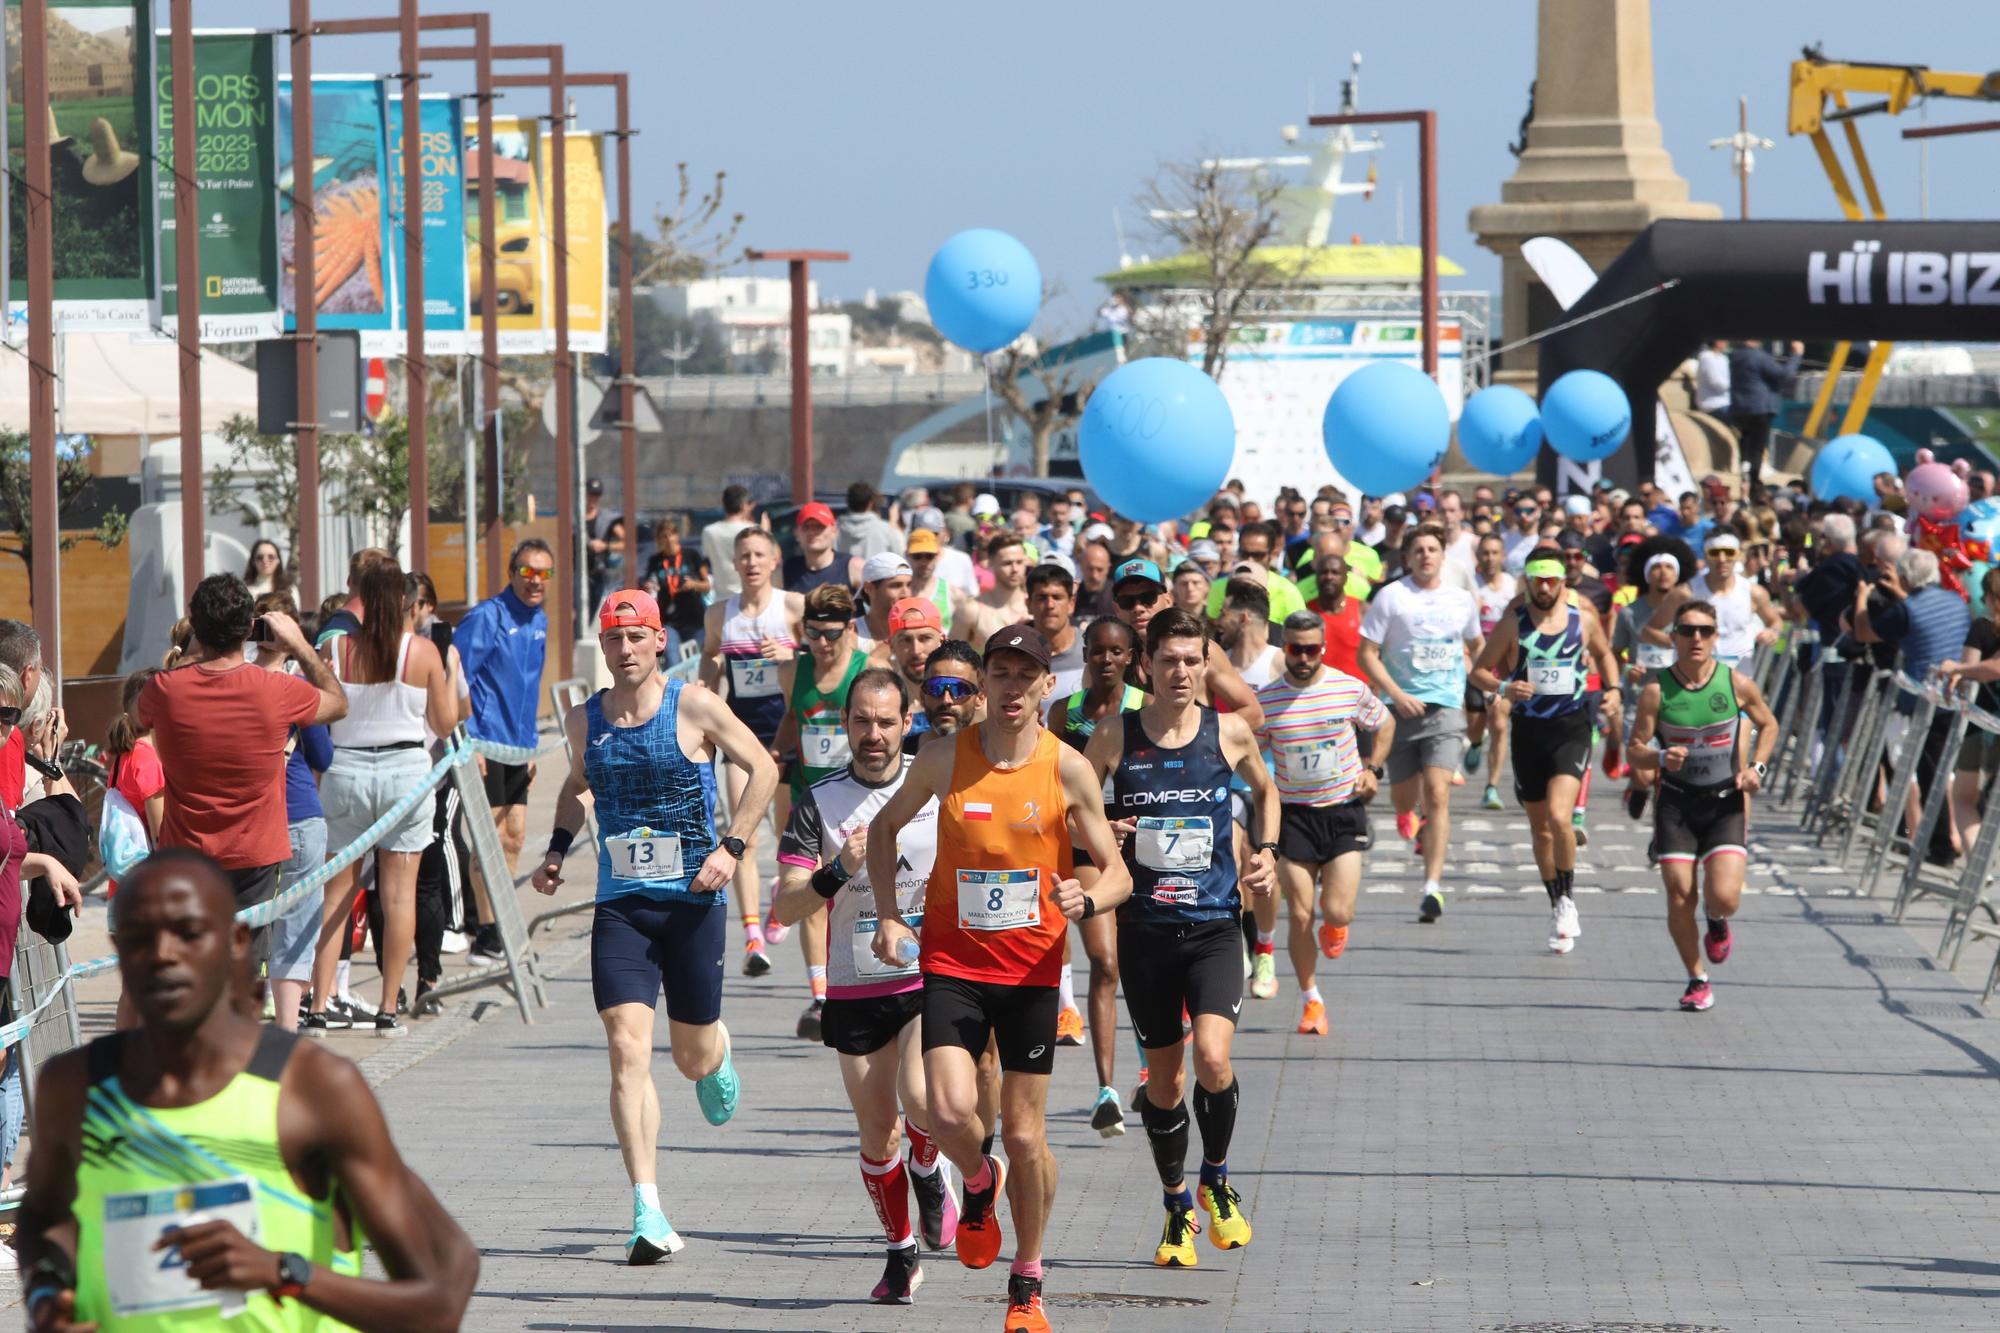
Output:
(1321, 361), (1450, 496)
(1541, 369), (1631, 462)
(1079, 358), (1235, 523)
(1810, 433), (1896, 502)
(923, 229), (1041, 354)
(1456, 384), (1543, 476)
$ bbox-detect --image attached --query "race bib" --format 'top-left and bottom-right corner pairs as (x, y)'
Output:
(730, 657), (780, 698)
(1276, 740), (1337, 787)
(853, 910), (923, 978)
(1410, 638), (1458, 673)
(104, 1177), (260, 1319)
(1527, 661), (1576, 696)
(802, 721), (850, 769)
(1714, 653), (1742, 670)
(956, 868), (1041, 931)
(606, 828), (682, 879)
(1135, 816), (1213, 872)
(1635, 642), (1674, 671)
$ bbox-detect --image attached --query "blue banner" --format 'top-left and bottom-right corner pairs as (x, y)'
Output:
(387, 93), (468, 355)
(277, 74), (399, 335)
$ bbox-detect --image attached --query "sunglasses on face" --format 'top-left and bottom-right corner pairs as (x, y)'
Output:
(516, 565), (553, 582)
(1674, 623), (1717, 639)
(922, 676), (978, 700)
(1515, 507), (1538, 518)
(802, 623), (846, 642)
(1113, 593), (1156, 611)
(1284, 643), (1324, 657)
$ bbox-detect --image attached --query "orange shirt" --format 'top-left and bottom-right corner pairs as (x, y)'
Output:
(921, 727), (1073, 987)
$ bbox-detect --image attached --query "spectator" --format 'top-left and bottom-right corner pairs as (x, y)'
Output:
(244, 539), (290, 598)
(0, 619), (40, 807)
(251, 591), (333, 1034)
(837, 480), (903, 560)
(782, 501), (857, 597)
(584, 478), (626, 614)
(1695, 339), (1731, 416)
(639, 515), (711, 662)
(99, 667), (165, 899)
(1857, 546), (1967, 690)
(701, 484), (757, 600)
(307, 557), (457, 1038)
(455, 538), (554, 958)
(1728, 339), (1804, 485)
(316, 547), (395, 647)
(409, 572), (475, 984)
(138, 574), (346, 963)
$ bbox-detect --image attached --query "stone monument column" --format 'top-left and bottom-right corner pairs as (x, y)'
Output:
(1469, 0), (1719, 387)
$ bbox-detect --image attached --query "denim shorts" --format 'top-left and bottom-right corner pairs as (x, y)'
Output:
(323, 746), (436, 856)
(269, 816), (327, 983)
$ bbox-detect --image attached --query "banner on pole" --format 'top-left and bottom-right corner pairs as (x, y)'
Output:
(465, 113), (550, 355)
(152, 29), (281, 342)
(542, 130), (607, 356)
(385, 93), (469, 356)
(4, 0), (160, 334)
(277, 74), (399, 336)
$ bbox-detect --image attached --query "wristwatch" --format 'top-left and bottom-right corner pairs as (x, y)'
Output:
(719, 835), (747, 860)
(1255, 840), (1280, 855)
(1751, 761), (1769, 778)
(273, 1251), (312, 1300)
(1367, 765), (1386, 779)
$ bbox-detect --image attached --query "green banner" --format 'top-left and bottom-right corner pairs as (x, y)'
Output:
(4, 0), (160, 332)
(154, 29), (280, 341)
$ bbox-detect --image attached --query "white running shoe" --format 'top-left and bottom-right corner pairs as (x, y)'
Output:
(439, 930), (471, 955)
(1548, 898), (1580, 954)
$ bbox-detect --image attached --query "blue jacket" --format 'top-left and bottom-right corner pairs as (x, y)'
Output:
(1727, 344), (1801, 418)
(456, 587), (548, 750)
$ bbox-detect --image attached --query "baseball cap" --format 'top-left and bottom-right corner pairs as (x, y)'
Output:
(973, 492), (1002, 517)
(1381, 492), (1407, 508)
(912, 505), (946, 533)
(1563, 495), (1592, 517)
(1039, 551), (1078, 578)
(1188, 539), (1221, 563)
(906, 529), (941, 555)
(598, 588), (661, 631)
(1555, 529), (1588, 552)
(587, 477), (606, 495)
(985, 622), (1052, 670)
(1413, 491), (1438, 511)
(797, 501), (836, 529)
(1081, 521), (1115, 543)
(1112, 557), (1165, 592)
(861, 552), (913, 584)
(888, 597), (942, 635)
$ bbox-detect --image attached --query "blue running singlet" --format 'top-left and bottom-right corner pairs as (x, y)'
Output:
(586, 678), (721, 903)
(1110, 707), (1240, 923)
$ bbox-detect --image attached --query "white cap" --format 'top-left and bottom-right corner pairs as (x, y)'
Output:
(1381, 492), (1407, 508)
(973, 492), (1002, 516)
(861, 552), (913, 584)
(1082, 521), (1114, 543)
(912, 506), (946, 532)
(1563, 495), (1592, 517)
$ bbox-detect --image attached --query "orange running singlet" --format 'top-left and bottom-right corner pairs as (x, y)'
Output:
(921, 726), (1073, 987)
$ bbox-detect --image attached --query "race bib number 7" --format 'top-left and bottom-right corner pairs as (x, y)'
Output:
(956, 869), (1041, 931)
(1135, 817), (1213, 872)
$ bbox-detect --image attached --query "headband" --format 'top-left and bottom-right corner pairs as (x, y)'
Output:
(1523, 558), (1565, 579)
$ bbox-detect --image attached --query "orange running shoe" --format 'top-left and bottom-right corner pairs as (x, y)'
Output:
(1297, 998), (1328, 1036)
(1318, 924), (1348, 959)
(1054, 1006), (1084, 1046)
(1003, 1273), (1051, 1332)
(956, 1155), (1007, 1270)
(1395, 810), (1423, 843)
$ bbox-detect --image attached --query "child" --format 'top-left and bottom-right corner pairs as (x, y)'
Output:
(101, 667), (164, 896)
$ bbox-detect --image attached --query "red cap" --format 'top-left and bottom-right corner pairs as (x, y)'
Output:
(798, 501), (836, 529)
(599, 589), (662, 631)
(888, 597), (943, 635)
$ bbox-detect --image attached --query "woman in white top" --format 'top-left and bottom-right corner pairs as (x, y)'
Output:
(308, 559), (458, 1037)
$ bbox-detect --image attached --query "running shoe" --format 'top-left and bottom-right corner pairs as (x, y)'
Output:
(1481, 785), (1504, 811)
(1679, 977), (1715, 1012)
(1572, 808), (1589, 847)
(1055, 1006), (1084, 1046)
(1248, 950), (1278, 999)
(1547, 900), (1577, 955)
(796, 997), (825, 1041)
(298, 1011), (339, 1038)
(1395, 810), (1422, 843)
(371, 1010), (406, 1039)
(1317, 923), (1348, 959)
(1624, 784), (1650, 820)
(910, 1158), (959, 1251)
(1450, 769), (1466, 787)
(871, 1245), (923, 1304)
(742, 938), (772, 977)
(1464, 740), (1484, 773)
(1297, 998), (1328, 1036)
(625, 1200), (684, 1265)
(956, 1155), (1006, 1270)
(1129, 1067), (1151, 1113)
(469, 926), (505, 960)
(439, 929), (471, 955)
(1419, 891), (1444, 924)
(762, 910), (790, 946)
(1004, 1272), (1052, 1332)
(1154, 1202), (1200, 1267)
(695, 1038), (740, 1126)
(1197, 1181), (1252, 1250)
(1090, 1086), (1127, 1139)
(330, 994), (377, 1023)
(1704, 918), (1733, 966)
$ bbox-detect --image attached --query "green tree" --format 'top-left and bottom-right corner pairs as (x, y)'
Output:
(207, 414), (344, 583)
(0, 430), (128, 605)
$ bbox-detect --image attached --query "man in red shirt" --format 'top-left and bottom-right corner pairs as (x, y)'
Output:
(1307, 553), (1364, 679)
(138, 575), (347, 957)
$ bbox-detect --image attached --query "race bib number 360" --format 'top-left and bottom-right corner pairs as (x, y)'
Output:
(104, 1176), (260, 1318)
(1410, 638), (1458, 673)
(956, 869), (1041, 931)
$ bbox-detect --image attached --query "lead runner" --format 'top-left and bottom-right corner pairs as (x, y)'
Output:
(867, 624), (1132, 1333)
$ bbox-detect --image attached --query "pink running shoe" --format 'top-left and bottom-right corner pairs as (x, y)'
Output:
(1704, 919), (1732, 966)
(1679, 978), (1714, 1012)
(763, 913), (790, 946)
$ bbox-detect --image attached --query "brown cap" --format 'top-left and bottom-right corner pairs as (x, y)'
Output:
(984, 622), (1051, 670)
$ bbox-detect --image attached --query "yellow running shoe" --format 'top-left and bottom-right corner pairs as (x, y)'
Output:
(1153, 1202), (1200, 1267)
(1248, 950), (1278, 1000)
(1198, 1181), (1252, 1250)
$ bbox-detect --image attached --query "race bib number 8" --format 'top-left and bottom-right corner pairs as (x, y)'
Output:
(104, 1177), (260, 1318)
(1135, 816), (1213, 872)
(1410, 638), (1458, 673)
(853, 911), (923, 977)
(802, 721), (850, 769)
(730, 657), (780, 698)
(957, 868), (1041, 931)
(1526, 661), (1576, 696)
(606, 828), (682, 879)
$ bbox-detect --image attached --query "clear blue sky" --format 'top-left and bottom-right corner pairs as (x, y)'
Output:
(203, 0), (1993, 331)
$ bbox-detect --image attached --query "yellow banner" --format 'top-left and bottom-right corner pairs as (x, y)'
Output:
(464, 114), (551, 354)
(542, 131), (609, 355)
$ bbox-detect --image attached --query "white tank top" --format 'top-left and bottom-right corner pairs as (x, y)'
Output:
(1690, 573), (1756, 665)
(330, 633), (428, 748)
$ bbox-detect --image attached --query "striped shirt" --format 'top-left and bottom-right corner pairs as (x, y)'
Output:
(1253, 668), (1388, 806)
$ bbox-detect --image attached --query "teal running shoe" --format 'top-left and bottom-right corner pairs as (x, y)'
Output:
(626, 1201), (684, 1265)
(695, 1036), (740, 1126)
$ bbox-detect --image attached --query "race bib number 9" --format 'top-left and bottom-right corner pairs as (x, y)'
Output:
(1526, 661), (1576, 696)
(730, 657), (780, 698)
(956, 868), (1041, 931)
(853, 911), (923, 978)
(105, 1177), (260, 1318)
(802, 721), (851, 769)
(1410, 638), (1458, 673)
(1135, 816), (1213, 872)
(606, 828), (682, 879)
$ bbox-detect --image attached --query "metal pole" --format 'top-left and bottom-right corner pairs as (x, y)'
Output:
(547, 53), (576, 661)
(615, 76), (638, 577)
(462, 356), (477, 600)
(399, 0), (427, 569)
(22, 0), (58, 687)
(1419, 109), (1437, 382)
(1739, 96), (1751, 220)
(471, 24), (500, 593)
(788, 259), (812, 501)
(171, 0), (203, 594)
(290, 0), (321, 604)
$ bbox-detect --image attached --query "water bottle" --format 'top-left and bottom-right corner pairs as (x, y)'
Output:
(894, 936), (921, 966)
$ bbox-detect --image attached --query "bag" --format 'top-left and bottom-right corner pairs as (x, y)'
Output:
(98, 787), (150, 881)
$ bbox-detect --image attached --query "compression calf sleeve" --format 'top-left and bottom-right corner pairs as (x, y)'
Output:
(1139, 1095), (1190, 1191)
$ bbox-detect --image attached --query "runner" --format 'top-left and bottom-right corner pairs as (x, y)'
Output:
(1647, 529), (1782, 671)
(1084, 609), (1277, 1267)
(920, 639), (987, 741)
(1612, 541), (1694, 820)
(1356, 524), (1485, 922)
(888, 598), (948, 751)
(1470, 547), (1622, 954)
(536, 590), (780, 1261)
(775, 582), (872, 1041)
(772, 668), (957, 1304)
(965, 534), (1034, 650)
(1468, 532), (1519, 811)
(906, 528), (975, 637)
(1217, 580), (1283, 689)
(854, 554), (916, 649)
(1029, 566), (1086, 715)
(699, 527), (803, 975)
(1110, 559), (1264, 731)
(1055, 617), (1145, 1137)
(1625, 598), (1778, 1011)
(866, 624), (1131, 1333)
(16, 851), (480, 1331)
(1255, 611), (1394, 1036)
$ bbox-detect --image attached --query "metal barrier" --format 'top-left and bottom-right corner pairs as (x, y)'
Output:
(1847, 674), (1934, 878)
(1776, 640), (1827, 807)
(1905, 701), (2000, 967)
(1800, 656), (1864, 830)
(1816, 666), (1893, 849)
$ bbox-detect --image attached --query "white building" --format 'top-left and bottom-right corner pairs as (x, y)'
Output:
(653, 275), (852, 375)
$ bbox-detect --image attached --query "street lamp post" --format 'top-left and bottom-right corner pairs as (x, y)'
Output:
(22, 0), (58, 686)
(566, 72), (639, 575)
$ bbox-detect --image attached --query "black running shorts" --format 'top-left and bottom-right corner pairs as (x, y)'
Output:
(1655, 785), (1748, 865)
(1277, 800), (1371, 866)
(1510, 709), (1593, 805)
(1117, 917), (1244, 1051)
(821, 990), (924, 1057)
(920, 975), (1060, 1075)
(482, 759), (532, 808)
